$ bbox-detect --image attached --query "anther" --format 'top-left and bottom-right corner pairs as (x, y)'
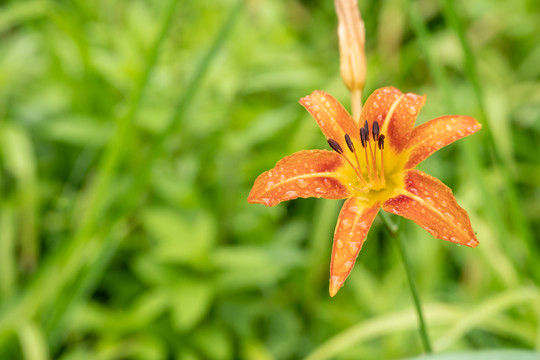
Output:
(363, 120), (369, 138)
(344, 134), (355, 153)
(328, 139), (343, 154)
(359, 128), (367, 148)
(372, 121), (379, 141)
(378, 135), (385, 150)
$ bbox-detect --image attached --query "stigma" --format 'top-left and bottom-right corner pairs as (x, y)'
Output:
(327, 120), (386, 192)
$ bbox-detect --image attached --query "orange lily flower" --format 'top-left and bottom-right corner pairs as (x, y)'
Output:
(248, 87), (481, 297)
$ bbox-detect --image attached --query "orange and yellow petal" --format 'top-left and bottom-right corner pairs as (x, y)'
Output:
(299, 91), (359, 151)
(360, 87), (425, 152)
(330, 197), (379, 297)
(405, 115), (482, 169)
(248, 150), (353, 207)
(382, 169), (478, 247)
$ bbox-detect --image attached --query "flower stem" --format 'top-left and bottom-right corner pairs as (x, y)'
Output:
(379, 212), (433, 353)
(351, 88), (362, 123)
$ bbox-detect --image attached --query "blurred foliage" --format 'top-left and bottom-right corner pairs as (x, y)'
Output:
(0, 0), (539, 359)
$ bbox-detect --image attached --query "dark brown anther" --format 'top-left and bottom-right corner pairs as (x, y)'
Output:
(344, 134), (355, 152)
(359, 128), (366, 148)
(372, 121), (379, 141)
(378, 134), (385, 150)
(363, 120), (369, 139)
(328, 139), (343, 154)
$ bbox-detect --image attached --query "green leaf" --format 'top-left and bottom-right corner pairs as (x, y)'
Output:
(170, 280), (214, 332)
(141, 207), (215, 264)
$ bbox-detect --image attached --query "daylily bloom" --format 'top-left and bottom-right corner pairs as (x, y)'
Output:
(248, 87), (481, 297)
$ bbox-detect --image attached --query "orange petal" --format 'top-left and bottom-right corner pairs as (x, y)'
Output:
(382, 169), (478, 247)
(248, 150), (352, 207)
(360, 87), (425, 153)
(405, 115), (482, 169)
(299, 91), (359, 152)
(329, 198), (379, 297)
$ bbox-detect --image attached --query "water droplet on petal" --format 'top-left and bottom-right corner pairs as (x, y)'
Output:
(425, 197), (435, 206)
(407, 106), (417, 115)
(349, 241), (360, 253)
(297, 178), (308, 188)
(314, 187), (325, 194)
(409, 187), (419, 195)
(336, 239), (344, 249)
(441, 200), (447, 207)
(444, 212), (455, 221)
(341, 219), (351, 229)
(373, 102), (379, 109)
(285, 190), (298, 198)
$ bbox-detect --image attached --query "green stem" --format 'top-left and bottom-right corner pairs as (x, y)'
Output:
(380, 212), (433, 353)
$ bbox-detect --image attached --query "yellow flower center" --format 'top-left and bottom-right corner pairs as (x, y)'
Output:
(328, 120), (407, 206)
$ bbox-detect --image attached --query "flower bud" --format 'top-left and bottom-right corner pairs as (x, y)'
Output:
(334, 0), (367, 93)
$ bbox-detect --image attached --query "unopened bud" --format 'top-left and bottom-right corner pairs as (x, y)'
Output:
(334, 0), (367, 93)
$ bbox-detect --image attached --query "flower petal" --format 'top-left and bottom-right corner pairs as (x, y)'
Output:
(299, 91), (359, 151)
(330, 197), (379, 297)
(405, 115), (482, 169)
(382, 169), (478, 247)
(248, 150), (353, 207)
(360, 87), (425, 153)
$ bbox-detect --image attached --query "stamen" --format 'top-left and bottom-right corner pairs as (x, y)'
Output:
(378, 134), (385, 150)
(344, 134), (367, 186)
(378, 135), (385, 184)
(359, 128), (366, 148)
(359, 128), (372, 181)
(344, 134), (355, 153)
(372, 121), (379, 141)
(327, 139), (343, 154)
(365, 122), (379, 183)
(328, 137), (365, 184)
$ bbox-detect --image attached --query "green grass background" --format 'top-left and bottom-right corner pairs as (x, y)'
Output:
(0, 0), (539, 359)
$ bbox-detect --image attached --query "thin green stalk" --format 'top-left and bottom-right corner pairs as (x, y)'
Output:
(380, 212), (433, 353)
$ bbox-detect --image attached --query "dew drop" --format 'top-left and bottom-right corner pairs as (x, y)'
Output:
(348, 206), (358, 212)
(444, 212), (455, 221)
(265, 181), (275, 190)
(343, 261), (354, 269)
(336, 239), (344, 249)
(349, 241), (360, 253)
(341, 219), (351, 229)
(285, 190), (298, 198)
(407, 106), (417, 115)
(297, 178), (308, 188)
(373, 102), (379, 109)
(409, 187), (419, 195)
(314, 187), (325, 194)
(436, 141), (444, 147)
(441, 200), (447, 207)
(425, 197), (435, 206)
(450, 236), (457, 242)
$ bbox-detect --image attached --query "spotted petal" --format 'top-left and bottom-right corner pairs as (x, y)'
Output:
(299, 91), (359, 152)
(248, 150), (353, 207)
(360, 87), (426, 153)
(405, 115), (482, 169)
(383, 169), (478, 247)
(330, 197), (379, 297)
